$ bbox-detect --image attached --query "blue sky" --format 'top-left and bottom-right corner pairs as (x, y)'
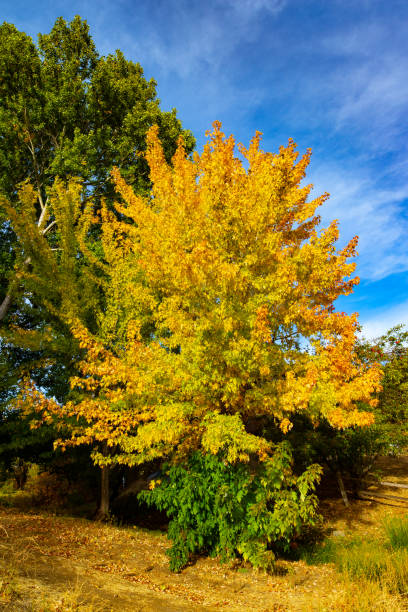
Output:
(2, 0), (408, 339)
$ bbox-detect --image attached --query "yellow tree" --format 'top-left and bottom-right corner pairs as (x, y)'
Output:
(22, 123), (382, 473)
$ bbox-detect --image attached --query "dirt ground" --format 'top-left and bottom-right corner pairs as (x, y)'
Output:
(1, 457), (408, 612)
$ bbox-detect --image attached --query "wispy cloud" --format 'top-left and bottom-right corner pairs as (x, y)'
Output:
(222, 0), (287, 16)
(317, 20), (408, 153)
(310, 161), (408, 282)
(118, 0), (286, 79)
(359, 301), (408, 340)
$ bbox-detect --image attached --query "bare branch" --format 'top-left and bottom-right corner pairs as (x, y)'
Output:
(0, 257), (31, 322)
(23, 108), (47, 212)
(37, 190), (46, 212)
(37, 200), (49, 230)
(0, 293), (12, 322)
(42, 219), (57, 235)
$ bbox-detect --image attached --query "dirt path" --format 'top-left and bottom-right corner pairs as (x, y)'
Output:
(1, 455), (408, 611)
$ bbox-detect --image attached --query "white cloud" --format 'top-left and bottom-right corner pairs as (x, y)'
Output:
(222, 0), (287, 15)
(309, 162), (408, 281)
(359, 301), (408, 340)
(318, 22), (408, 153)
(333, 62), (408, 146)
(121, 0), (286, 79)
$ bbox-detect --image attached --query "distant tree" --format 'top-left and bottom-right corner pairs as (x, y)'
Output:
(374, 326), (408, 428)
(353, 326), (408, 439)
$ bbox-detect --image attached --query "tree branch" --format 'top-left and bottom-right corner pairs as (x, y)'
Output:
(37, 197), (50, 230)
(0, 293), (13, 322)
(42, 219), (56, 235)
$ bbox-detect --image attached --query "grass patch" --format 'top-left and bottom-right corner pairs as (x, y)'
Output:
(384, 514), (408, 550)
(301, 516), (408, 597)
(337, 540), (408, 591)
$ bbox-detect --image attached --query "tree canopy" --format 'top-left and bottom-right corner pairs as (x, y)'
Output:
(0, 15), (194, 205)
(20, 123), (382, 467)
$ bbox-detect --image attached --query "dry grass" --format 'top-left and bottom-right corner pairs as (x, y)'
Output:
(317, 577), (404, 612)
(1, 504), (407, 612)
(36, 582), (100, 612)
(1, 454), (408, 611)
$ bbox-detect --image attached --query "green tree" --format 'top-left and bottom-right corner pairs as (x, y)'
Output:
(375, 326), (408, 429)
(0, 16), (194, 516)
(0, 14), (194, 322)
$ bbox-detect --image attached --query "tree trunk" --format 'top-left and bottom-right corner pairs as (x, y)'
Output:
(94, 440), (110, 521)
(13, 459), (28, 490)
(336, 470), (349, 507)
(94, 464), (110, 520)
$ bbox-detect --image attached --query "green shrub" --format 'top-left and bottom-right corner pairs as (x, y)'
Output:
(140, 442), (322, 572)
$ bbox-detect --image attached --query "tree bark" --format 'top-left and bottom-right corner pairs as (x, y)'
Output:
(336, 470), (350, 507)
(0, 293), (12, 322)
(94, 464), (110, 520)
(94, 441), (110, 521)
(13, 459), (28, 490)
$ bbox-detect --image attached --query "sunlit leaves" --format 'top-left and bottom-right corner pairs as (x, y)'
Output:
(18, 123), (381, 465)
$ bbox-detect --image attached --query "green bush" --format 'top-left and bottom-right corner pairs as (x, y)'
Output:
(140, 442), (322, 572)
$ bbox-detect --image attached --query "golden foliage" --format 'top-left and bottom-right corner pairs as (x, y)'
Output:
(18, 123), (382, 464)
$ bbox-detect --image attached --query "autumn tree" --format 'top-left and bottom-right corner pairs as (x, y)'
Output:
(19, 122), (382, 559)
(21, 125), (382, 534)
